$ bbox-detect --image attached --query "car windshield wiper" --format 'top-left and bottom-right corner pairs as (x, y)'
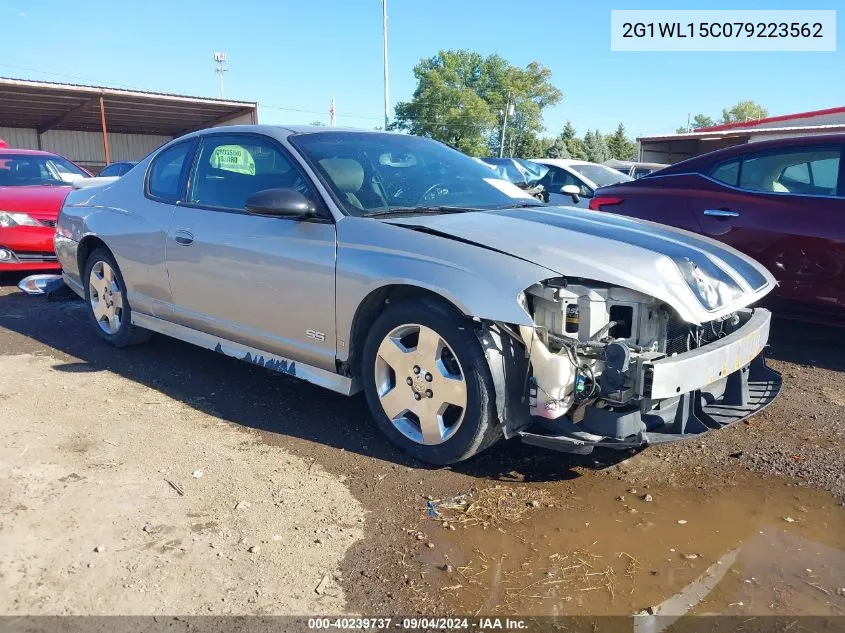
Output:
(366, 205), (485, 218)
(495, 201), (546, 209)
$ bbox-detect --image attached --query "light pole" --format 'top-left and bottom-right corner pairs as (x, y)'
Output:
(214, 52), (228, 99)
(382, 0), (390, 130)
(498, 92), (514, 158)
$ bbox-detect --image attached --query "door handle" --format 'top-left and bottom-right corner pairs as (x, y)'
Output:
(703, 209), (739, 219)
(174, 230), (194, 246)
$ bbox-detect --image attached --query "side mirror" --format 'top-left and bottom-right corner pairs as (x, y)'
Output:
(245, 188), (317, 219)
(561, 184), (581, 203)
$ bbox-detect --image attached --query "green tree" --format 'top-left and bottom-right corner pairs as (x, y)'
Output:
(693, 114), (715, 129)
(605, 123), (637, 161)
(545, 137), (571, 159)
(392, 49), (561, 156)
(499, 61), (563, 158)
(678, 103), (766, 132)
(721, 100), (768, 124)
(584, 129), (610, 163)
(558, 121), (587, 159)
(676, 113), (716, 133)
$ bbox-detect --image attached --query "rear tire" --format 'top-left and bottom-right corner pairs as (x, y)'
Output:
(83, 248), (152, 347)
(361, 297), (502, 465)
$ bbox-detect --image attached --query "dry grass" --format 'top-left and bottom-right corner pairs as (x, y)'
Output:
(428, 485), (554, 528)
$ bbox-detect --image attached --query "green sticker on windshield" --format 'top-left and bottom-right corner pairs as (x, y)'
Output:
(209, 145), (256, 176)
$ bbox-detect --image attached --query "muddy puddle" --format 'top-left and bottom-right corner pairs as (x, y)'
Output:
(416, 476), (845, 617)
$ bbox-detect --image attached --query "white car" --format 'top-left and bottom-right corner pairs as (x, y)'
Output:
(531, 159), (633, 207)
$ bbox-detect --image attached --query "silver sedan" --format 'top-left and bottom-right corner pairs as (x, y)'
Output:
(55, 125), (781, 464)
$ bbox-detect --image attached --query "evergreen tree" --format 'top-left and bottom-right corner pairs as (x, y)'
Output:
(584, 129), (610, 163)
(605, 123), (637, 161)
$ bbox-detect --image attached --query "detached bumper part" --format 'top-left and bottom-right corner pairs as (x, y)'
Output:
(519, 308), (781, 454)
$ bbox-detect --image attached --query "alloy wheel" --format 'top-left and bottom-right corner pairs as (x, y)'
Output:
(374, 323), (467, 445)
(88, 260), (124, 335)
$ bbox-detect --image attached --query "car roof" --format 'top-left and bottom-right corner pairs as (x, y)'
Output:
(174, 124), (405, 144)
(660, 133), (845, 175)
(0, 147), (61, 157)
(531, 158), (593, 168)
(605, 159), (667, 169)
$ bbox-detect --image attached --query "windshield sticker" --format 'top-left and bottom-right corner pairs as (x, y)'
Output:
(483, 177), (536, 200)
(210, 145), (256, 176)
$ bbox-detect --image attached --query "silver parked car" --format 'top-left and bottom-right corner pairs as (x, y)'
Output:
(55, 125), (781, 464)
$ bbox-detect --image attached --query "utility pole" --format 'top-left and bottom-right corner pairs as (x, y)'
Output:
(214, 52), (228, 99)
(498, 91), (514, 158)
(382, 0), (390, 130)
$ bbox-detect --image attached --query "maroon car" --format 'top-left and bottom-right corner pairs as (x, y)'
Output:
(590, 135), (845, 324)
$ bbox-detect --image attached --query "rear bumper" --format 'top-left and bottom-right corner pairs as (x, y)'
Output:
(519, 308), (781, 454)
(0, 226), (60, 271)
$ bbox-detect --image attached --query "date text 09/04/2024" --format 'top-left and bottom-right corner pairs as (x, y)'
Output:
(307, 617), (529, 630)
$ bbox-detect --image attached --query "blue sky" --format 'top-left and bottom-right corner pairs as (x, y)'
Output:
(1, 0), (843, 139)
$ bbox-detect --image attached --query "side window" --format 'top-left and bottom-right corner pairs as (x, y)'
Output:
(148, 141), (193, 202)
(709, 160), (740, 186)
(741, 149), (840, 195)
(780, 162), (810, 185)
(811, 157), (839, 191)
(544, 167), (578, 189)
(189, 135), (314, 211)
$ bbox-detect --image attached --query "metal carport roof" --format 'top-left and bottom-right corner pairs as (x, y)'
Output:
(0, 77), (257, 136)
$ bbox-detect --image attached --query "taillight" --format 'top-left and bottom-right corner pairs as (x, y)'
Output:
(589, 196), (623, 211)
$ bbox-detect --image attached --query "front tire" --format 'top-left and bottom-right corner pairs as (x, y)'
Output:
(361, 298), (502, 465)
(83, 248), (151, 347)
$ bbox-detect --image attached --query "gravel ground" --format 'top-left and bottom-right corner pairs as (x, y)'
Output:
(1, 279), (844, 617)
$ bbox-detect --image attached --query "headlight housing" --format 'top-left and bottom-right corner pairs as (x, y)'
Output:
(675, 256), (743, 311)
(0, 211), (41, 228)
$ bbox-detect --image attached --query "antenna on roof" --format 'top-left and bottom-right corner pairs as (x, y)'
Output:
(213, 52), (228, 99)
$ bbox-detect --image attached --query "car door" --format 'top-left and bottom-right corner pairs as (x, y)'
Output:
(692, 144), (845, 310)
(542, 166), (590, 207)
(164, 132), (337, 370)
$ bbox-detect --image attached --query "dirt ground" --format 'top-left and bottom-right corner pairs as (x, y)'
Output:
(2, 279), (845, 618)
(0, 351), (363, 615)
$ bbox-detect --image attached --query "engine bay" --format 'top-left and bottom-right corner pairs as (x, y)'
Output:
(520, 278), (743, 422)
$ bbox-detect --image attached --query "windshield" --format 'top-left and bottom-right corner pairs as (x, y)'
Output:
(568, 164), (633, 187)
(290, 132), (542, 216)
(479, 158), (549, 186)
(0, 154), (89, 186)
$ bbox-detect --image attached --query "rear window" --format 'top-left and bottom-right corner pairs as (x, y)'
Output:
(0, 154), (88, 186)
(147, 141), (193, 202)
(568, 164), (633, 187)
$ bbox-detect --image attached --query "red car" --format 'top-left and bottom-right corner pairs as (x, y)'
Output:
(590, 135), (845, 324)
(0, 143), (90, 272)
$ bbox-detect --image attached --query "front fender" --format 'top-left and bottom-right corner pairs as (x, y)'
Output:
(335, 216), (555, 361)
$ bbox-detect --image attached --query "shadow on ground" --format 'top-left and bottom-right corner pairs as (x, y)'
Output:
(5, 273), (841, 482)
(767, 317), (845, 373)
(0, 278), (613, 482)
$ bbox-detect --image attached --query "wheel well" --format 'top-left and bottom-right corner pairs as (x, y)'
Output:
(76, 236), (110, 276)
(345, 285), (466, 379)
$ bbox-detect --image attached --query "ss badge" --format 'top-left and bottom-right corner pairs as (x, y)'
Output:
(306, 329), (326, 342)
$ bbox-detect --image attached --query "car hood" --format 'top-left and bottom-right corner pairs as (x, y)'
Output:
(0, 185), (73, 220)
(384, 206), (775, 324)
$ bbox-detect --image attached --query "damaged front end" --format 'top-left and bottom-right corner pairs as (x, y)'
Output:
(509, 279), (781, 454)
